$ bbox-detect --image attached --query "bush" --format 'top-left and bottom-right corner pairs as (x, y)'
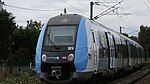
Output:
(0, 67), (10, 81)
(1, 71), (41, 84)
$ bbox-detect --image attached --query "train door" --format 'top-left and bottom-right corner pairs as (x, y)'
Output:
(136, 46), (140, 65)
(126, 40), (130, 66)
(92, 31), (99, 69)
(126, 41), (132, 66)
(105, 32), (115, 69)
(97, 31), (109, 70)
(135, 45), (139, 66)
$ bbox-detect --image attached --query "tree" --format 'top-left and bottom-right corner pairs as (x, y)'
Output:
(13, 20), (41, 65)
(25, 20), (41, 62)
(0, 10), (16, 63)
(138, 25), (150, 59)
(122, 33), (139, 42)
(122, 33), (129, 37)
(129, 36), (138, 42)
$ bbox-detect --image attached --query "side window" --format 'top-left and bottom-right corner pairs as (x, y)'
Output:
(98, 32), (108, 58)
(121, 39), (127, 58)
(127, 42), (132, 58)
(133, 45), (137, 58)
(116, 39), (122, 58)
(117, 37), (128, 59)
(125, 40), (129, 58)
(139, 48), (141, 58)
(141, 49), (145, 60)
(130, 44), (133, 58)
(130, 43), (136, 58)
(136, 46), (139, 58)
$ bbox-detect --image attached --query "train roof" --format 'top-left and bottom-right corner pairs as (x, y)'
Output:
(88, 17), (142, 48)
(47, 14), (143, 49)
(48, 14), (82, 26)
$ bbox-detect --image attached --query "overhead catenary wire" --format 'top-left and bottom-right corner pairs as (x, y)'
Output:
(102, 0), (136, 32)
(116, 9), (121, 28)
(98, 1), (121, 3)
(94, 7), (120, 19)
(94, 0), (131, 31)
(62, 0), (88, 16)
(94, 0), (123, 20)
(126, 16), (134, 29)
(127, 30), (139, 35)
(97, 0), (112, 7)
(96, 0), (138, 35)
(101, 0), (120, 5)
(99, 0), (120, 7)
(97, 0), (130, 16)
(62, 0), (80, 11)
(114, 13), (138, 34)
(119, 16), (139, 30)
(119, 17), (139, 34)
(147, 0), (150, 4)
(115, 0), (139, 34)
(142, 0), (150, 13)
(3, 3), (63, 11)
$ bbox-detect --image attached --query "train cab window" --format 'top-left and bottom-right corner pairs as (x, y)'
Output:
(44, 26), (77, 46)
(54, 36), (73, 43)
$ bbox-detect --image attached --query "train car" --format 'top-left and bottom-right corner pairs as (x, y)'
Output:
(35, 14), (145, 81)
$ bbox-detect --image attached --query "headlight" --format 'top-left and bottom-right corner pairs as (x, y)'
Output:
(42, 54), (47, 62)
(67, 54), (74, 61)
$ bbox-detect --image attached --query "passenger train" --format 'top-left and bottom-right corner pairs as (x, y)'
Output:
(35, 14), (145, 81)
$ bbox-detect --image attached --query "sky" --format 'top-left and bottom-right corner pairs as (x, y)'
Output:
(2, 0), (150, 36)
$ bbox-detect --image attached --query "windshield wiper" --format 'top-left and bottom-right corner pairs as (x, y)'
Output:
(47, 34), (56, 47)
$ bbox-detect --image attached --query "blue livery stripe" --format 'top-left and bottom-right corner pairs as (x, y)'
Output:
(74, 18), (88, 72)
(35, 22), (48, 73)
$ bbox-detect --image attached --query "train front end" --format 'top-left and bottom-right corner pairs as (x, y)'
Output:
(35, 14), (89, 81)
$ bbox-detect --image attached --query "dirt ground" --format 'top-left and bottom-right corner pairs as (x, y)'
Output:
(133, 63), (150, 84)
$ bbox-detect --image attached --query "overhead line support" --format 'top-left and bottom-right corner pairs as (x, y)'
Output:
(90, 1), (94, 20)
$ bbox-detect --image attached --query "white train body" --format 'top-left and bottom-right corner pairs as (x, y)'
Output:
(35, 14), (145, 81)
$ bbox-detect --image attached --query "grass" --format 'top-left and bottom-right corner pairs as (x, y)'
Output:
(0, 67), (41, 84)
(144, 63), (150, 69)
(0, 63), (149, 84)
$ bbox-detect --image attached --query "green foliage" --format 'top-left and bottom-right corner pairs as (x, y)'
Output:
(122, 33), (139, 42)
(138, 25), (150, 58)
(122, 33), (129, 37)
(0, 10), (16, 63)
(0, 9), (41, 66)
(129, 36), (138, 42)
(13, 20), (41, 65)
(0, 9), (42, 83)
(2, 72), (41, 84)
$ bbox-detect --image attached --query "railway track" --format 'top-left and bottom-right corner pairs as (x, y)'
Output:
(43, 68), (150, 84)
(111, 68), (150, 84)
(85, 68), (150, 84)
(132, 63), (150, 84)
(133, 73), (150, 84)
